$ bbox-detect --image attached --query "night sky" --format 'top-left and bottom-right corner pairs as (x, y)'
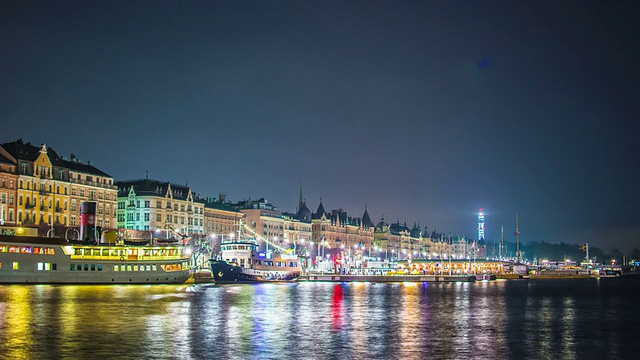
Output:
(2, 1), (638, 251)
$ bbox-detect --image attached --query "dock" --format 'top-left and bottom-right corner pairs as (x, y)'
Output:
(300, 274), (477, 283)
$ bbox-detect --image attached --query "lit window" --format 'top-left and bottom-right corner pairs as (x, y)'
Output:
(12, 262), (19, 270)
(37, 262), (44, 270)
(114, 265), (119, 271)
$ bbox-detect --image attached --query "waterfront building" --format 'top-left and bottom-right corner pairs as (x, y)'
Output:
(1, 140), (116, 236)
(282, 212), (312, 248)
(232, 198), (285, 247)
(374, 218), (412, 260)
(0, 148), (18, 227)
(116, 179), (204, 235)
(1, 141), (71, 231)
(202, 196), (244, 239)
(311, 200), (374, 263)
(282, 190), (313, 249)
(63, 155), (117, 230)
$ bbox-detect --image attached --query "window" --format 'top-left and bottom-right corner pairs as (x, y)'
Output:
(144, 213), (149, 221)
(145, 200), (150, 208)
(13, 262), (19, 270)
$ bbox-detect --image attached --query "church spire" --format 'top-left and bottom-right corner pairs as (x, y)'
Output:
(299, 181), (303, 209)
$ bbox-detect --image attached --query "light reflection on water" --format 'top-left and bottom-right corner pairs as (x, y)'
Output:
(1, 278), (639, 359)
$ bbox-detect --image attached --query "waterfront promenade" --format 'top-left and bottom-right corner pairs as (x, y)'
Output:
(301, 274), (478, 282)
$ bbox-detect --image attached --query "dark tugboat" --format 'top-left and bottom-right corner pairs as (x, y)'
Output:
(210, 237), (301, 284)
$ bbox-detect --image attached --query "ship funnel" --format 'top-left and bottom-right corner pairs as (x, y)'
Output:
(80, 201), (98, 243)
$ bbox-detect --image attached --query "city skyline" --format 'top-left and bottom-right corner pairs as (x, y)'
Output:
(2, 1), (638, 251)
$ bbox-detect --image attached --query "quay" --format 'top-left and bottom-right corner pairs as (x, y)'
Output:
(300, 274), (477, 283)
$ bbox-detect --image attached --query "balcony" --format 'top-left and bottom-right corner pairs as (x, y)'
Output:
(25, 203), (35, 209)
(55, 206), (64, 213)
(39, 189), (50, 195)
(40, 206), (48, 211)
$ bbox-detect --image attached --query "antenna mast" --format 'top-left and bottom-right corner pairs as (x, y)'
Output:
(515, 211), (521, 262)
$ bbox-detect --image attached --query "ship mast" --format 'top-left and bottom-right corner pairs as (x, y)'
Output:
(515, 211), (521, 262)
(500, 225), (504, 259)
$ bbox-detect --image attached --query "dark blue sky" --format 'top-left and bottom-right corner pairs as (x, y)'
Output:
(2, 1), (638, 251)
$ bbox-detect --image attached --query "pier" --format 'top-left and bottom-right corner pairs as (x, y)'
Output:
(300, 274), (477, 283)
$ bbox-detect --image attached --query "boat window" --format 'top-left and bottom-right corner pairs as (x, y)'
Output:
(84, 264), (88, 271)
(77, 264), (82, 271)
(52, 263), (57, 270)
(45, 248), (55, 255)
(152, 265), (157, 271)
(0, 246), (6, 252)
(21, 246), (31, 254)
(33, 247), (43, 254)
(9, 246), (19, 253)
(114, 265), (119, 271)
(133, 265), (139, 271)
(70, 264), (75, 271)
(127, 265), (132, 271)
(146, 265), (151, 271)
(13, 262), (19, 270)
(139, 266), (144, 272)
(0, 262), (2, 269)
(91, 264), (96, 271)
(37, 262), (44, 270)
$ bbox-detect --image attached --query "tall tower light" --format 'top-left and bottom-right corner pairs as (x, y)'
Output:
(477, 208), (485, 241)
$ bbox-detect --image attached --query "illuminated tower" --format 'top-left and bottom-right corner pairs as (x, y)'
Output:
(477, 208), (485, 241)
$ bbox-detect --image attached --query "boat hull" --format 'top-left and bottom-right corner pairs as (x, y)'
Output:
(0, 270), (191, 284)
(210, 260), (299, 284)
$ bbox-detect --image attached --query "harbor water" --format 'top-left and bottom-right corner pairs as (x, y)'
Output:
(1, 278), (638, 359)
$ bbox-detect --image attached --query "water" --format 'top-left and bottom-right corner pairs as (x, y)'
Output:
(1, 278), (639, 359)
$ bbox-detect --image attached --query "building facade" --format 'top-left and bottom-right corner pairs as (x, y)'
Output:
(0, 140), (116, 236)
(311, 201), (374, 263)
(116, 179), (204, 236)
(202, 196), (244, 238)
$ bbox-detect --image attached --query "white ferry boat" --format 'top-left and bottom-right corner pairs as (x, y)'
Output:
(210, 238), (301, 284)
(0, 235), (191, 284)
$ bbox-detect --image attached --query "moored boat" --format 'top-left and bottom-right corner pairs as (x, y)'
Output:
(0, 235), (191, 284)
(210, 238), (301, 284)
(0, 201), (191, 284)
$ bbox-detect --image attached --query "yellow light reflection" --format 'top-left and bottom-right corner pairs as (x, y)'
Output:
(1, 286), (33, 359)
